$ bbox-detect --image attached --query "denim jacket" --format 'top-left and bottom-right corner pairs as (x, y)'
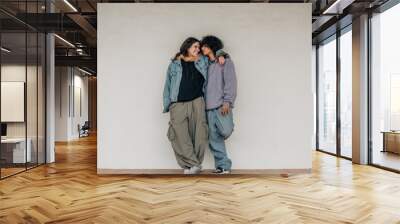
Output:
(163, 55), (209, 113)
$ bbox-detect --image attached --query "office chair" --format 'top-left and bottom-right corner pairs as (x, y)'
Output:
(79, 121), (90, 138)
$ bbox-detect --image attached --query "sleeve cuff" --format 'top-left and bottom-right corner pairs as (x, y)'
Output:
(223, 100), (234, 107)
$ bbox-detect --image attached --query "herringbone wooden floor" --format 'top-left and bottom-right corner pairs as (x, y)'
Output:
(1, 134), (400, 224)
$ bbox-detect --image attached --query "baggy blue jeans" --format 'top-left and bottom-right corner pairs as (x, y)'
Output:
(206, 108), (234, 170)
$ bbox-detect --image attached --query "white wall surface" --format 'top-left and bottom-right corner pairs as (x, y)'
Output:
(98, 3), (313, 172)
(55, 67), (89, 141)
(55, 67), (70, 141)
(71, 73), (89, 138)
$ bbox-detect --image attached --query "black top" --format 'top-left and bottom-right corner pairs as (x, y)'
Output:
(177, 61), (205, 102)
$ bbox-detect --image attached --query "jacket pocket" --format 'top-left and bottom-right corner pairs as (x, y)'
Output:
(167, 122), (175, 141)
(216, 111), (234, 139)
(169, 102), (178, 111)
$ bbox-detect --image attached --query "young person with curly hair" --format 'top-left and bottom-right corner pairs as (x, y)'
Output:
(201, 35), (237, 174)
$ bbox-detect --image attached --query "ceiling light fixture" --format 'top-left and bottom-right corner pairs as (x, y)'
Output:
(322, 0), (355, 14)
(63, 0), (78, 12)
(54, 34), (75, 48)
(323, 0), (343, 14)
(1, 47), (11, 53)
(78, 67), (93, 76)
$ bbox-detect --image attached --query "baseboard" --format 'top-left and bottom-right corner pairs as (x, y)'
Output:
(97, 168), (311, 175)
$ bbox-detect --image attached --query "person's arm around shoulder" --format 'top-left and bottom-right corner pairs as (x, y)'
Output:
(216, 49), (230, 59)
(216, 49), (230, 65)
(199, 54), (210, 65)
(163, 63), (174, 113)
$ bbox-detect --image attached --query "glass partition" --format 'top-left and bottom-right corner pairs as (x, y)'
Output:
(0, 1), (46, 179)
(27, 31), (38, 169)
(38, 32), (46, 165)
(317, 36), (337, 154)
(0, 31), (28, 177)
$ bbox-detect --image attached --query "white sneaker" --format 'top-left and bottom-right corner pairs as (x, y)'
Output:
(188, 166), (202, 174)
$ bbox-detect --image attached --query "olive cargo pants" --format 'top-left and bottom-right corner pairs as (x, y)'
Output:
(167, 97), (208, 169)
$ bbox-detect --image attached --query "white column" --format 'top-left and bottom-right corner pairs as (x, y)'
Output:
(45, 0), (56, 163)
(46, 33), (55, 163)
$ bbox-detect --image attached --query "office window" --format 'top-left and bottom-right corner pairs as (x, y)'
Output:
(318, 37), (337, 154)
(340, 28), (352, 158)
(371, 3), (400, 171)
(312, 46), (317, 149)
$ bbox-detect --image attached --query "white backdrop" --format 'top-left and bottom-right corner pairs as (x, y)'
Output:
(97, 3), (313, 173)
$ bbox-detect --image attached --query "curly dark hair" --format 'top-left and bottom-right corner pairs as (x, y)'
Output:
(201, 35), (224, 55)
(173, 37), (200, 59)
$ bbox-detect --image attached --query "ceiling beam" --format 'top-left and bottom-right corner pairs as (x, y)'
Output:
(67, 13), (97, 39)
(55, 55), (96, 70)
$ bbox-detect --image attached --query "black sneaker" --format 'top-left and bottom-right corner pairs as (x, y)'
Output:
(213, 168), (231, 174)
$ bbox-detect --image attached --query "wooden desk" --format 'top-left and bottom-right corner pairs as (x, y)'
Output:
(1, 138), (32, 164)
(382, 131), (400, 154)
